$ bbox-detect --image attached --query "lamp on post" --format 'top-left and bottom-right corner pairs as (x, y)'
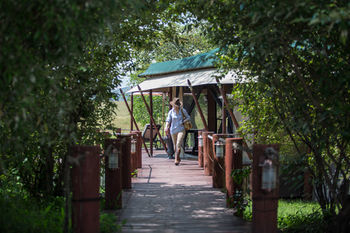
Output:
(198, 134), (203, 147)
(131, 138), (137, 154)
(108, 148), (119, 169)
(215, 140), (225, 158)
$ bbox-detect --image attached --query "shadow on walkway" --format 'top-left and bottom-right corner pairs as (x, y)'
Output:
(115, 151), (251, 233)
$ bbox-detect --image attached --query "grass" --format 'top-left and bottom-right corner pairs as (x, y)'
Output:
(112, 100), (207, 132)
(243, 199), (326, 233)
(112, 101), (131, 131)
(0, 187), (123, 233)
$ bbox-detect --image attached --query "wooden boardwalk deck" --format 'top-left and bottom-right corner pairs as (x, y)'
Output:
(115, 150), (251, 233)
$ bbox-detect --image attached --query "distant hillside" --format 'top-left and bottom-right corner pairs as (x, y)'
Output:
(112, 86), (131, 101)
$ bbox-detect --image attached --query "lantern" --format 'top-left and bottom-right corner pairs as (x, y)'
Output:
(198, 134), (203, 147)
(215, 140), (225, 158)
(131, 139), (137, 153)
(260, 147), (278, 192)
(108, 148), (119, 169)
(232, 142), (239, 151)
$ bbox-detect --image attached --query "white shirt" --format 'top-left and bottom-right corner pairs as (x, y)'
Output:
(166, 108), (190, 134)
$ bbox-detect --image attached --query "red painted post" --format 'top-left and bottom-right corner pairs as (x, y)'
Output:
(130, 130), (142, 170)
(202, 131), (214, 176)
(198, 131), (204, 167)
(212, 134), (225, 188)
(134, 131), (142, 168)
(118, 134), (132, 189)
(104, 139), (122, 209)
(225, 138), (243, 208)
(252, 144), (279, 233)
(129, 132), (137, 172)
(71, 145), (100, 233)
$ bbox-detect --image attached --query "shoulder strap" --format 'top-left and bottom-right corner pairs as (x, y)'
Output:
(180, 108), (185, 118)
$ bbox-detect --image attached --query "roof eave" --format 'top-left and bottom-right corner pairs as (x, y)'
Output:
(138, 66), (217, 78)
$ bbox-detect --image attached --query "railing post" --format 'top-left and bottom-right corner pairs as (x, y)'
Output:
(225, 138), (243, 208)
(202, 131), (214, 176)
(71, 145), (101, 233)
(197, 131), (204, 167)
(118, 134), (132, 189)
(252, 144), (279, 233)
(104, 139), (122, 209)
(131, 130), (142, 169)
(212, 134), (225, 188)
(130, 132), (138, 172)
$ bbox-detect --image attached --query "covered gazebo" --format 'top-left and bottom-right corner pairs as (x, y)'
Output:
(126, 48), (245, 157)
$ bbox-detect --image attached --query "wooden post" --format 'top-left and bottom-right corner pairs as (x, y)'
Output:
(207, 87), (217, 132)
(150, 90), (153, 156)
(130, 93), (134, 131)
(104, 139), (122, 209)
(216, 78), (252, 159)
(198, 131), (204, 167)
(222, 86), (227, 134)
(225, 138), (243, 208)
(168, 87), (173, 109)
(119, 134), (132, 189)
(212, 134), (225, 188)
(71, 145), (100, 233)
(202, 131), (214, 176)
(187, 80), (208, 131)
(252, 144), (279, 233)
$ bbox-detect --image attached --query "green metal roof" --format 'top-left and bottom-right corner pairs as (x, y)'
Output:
(139, 48), (219, 77)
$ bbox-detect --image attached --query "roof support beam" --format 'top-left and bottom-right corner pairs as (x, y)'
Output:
(119, 88), (151, 157)
(187, 80), (208, 131)
(216, 79), (252, 159)
(137, 85), (168, 154)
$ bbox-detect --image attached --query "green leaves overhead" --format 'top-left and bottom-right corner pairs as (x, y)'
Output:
(177, 0), (350, 231)
(0, 0), (176, 197)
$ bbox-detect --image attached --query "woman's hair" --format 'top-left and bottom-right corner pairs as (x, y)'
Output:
(170, 97), (182, 107)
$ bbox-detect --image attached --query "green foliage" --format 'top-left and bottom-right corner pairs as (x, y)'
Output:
(230, 167), (251, 217)
(100, 213), (125, 233)
(0, 0), (177, 196)
(0, 193), (65, 233)
(244, 199), (325, 232)
(177, 0), (350, 230)
(131, 169), (139, 178)
(132, 95), (169, 129)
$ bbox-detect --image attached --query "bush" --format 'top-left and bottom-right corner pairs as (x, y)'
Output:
(0, 194), (64, 233)
(278, 210), (327, 233)
(0, 190), (124, 233)
(243, 199), (326, 233)
(100, 213), (126, 233)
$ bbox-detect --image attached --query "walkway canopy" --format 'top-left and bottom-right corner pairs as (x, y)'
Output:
(123, 48), (251, 160)
(127, 48), (242, 94)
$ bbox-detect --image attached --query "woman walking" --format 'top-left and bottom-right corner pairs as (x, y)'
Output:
(165, 97), (190, 165)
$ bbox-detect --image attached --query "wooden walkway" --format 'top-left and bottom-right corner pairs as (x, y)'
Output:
(116, 150), (251, 233)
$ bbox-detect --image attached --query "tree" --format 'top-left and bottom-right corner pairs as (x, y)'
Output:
(0, 1), (177, 232)
(177, 0), (350, 232)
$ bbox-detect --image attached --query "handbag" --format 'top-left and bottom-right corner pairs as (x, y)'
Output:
(181, 108), (192, 131)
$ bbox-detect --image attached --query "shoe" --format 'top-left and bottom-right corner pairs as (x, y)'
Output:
(175, 161), (179, 166)
(168, 155), (174, 159)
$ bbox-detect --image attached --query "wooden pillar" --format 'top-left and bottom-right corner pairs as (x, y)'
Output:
(252, 144), (279, 233)
(222, 86), (226, 134)
(150, 90), (153, 156)
(169, 87), (173, 109)
(179, 86), (183, 103)
(207, 87), (217, 132)
(71, 145), (100, 233)
(130, 93), (134, 131)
